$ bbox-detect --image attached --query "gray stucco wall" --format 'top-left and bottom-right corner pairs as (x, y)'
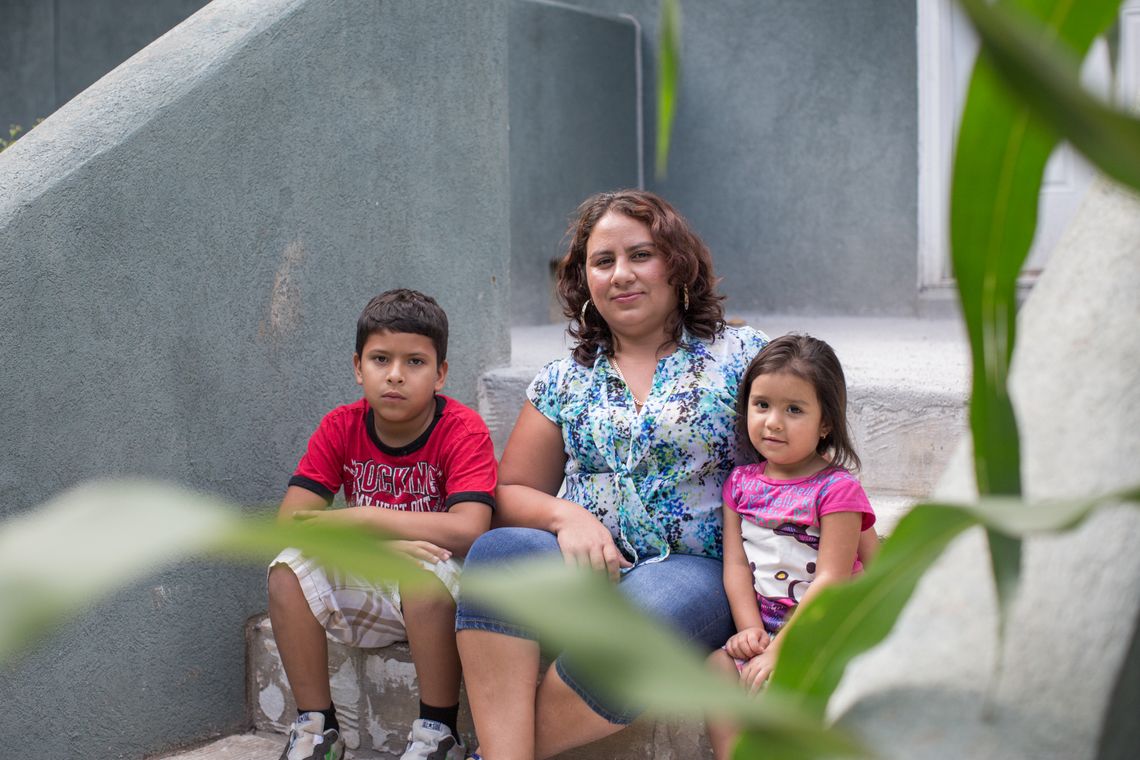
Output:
(557, 0), (919, 317)
(0, 0), (510, 757)
(509, 1), (641, 325)
(0, 0), (211, 134)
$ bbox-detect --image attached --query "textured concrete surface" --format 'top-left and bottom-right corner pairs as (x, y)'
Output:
(480, 314), (970, 532)
(522, 0), (918, 317)
(0, 0), (510, 757)
(247, 615), (712, 759)
(149, 733), (284, 760)
(0, 0), (210, 133)
(830, 179), (1140, 758)
(247, 616), (475, 758)
(509, 1), (640, 325)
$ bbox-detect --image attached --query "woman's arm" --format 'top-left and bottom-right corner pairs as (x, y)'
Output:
(857, 526), (880, 567)
(496, 402), (570, 526)
(740, 511), (863, 691)
(722, 507), (770, 661)
(497, 402), (631, 580)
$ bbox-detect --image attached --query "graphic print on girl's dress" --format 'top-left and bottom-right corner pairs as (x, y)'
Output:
(724, 462), (874, 633)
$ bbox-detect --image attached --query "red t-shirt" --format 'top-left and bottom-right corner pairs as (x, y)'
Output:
(289, 395), (496, 512)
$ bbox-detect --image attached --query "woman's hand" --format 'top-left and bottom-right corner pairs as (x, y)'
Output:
(725, 626), (770, 661)
(740, 648), (778, 694)
(553, 505), (632, 582)
(386, 539), (452, 564)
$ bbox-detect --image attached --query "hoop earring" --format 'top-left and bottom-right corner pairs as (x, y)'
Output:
(682, 285), (690, 312)
(580, 299), (592, 322)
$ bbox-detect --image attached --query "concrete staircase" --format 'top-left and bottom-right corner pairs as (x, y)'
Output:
(157, 315), (969, 759)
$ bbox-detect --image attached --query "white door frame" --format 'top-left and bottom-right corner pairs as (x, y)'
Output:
(916, 0), (1140, 296)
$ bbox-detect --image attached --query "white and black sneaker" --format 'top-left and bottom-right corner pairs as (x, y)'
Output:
(401, 718), (465, 760)
(279, 712), (345, 760)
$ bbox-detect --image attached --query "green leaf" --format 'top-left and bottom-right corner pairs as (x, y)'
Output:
(463, 560), (864, 758)
(769, 488), (1140, 714)
(217, 519), (433, 593)
(0, 480), (240, 661)
(733, 727), (862, 760)
(0, 479), (427, 664)
(984, 528), (1022, 648)
(656, 0), (682, 179)
(768, 502), (976, 715)
(958, 0), (1140, 191)
(949, 0), (1121, 654)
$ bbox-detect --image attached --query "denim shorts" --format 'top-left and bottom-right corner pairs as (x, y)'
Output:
(455, 527), (733, 724)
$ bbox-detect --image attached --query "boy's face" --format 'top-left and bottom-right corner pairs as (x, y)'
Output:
(353, 330), (447, 439)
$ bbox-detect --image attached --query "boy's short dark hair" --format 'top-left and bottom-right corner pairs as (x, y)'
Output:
(355, 289), (449, 364)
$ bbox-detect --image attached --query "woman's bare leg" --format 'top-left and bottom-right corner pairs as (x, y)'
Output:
(706, 649), (742, 760)
(533, 665), (625, 759)
(457, 629), (542, 760)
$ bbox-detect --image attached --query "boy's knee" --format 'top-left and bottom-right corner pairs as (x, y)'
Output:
(401, 580), (457, 619)
(267, 563), (301, 601)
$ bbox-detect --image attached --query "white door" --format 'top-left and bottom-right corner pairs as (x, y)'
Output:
(918, 0), (1140, 290)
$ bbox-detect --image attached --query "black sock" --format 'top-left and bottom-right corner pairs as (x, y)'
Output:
(419, 701), (460, 738)
(298, 705), (339, 734)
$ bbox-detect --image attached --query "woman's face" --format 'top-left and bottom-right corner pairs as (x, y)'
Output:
(584, 211), (679, 342)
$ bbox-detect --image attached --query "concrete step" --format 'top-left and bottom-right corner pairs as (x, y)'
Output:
(148, 733), (284, 760)
(241, 615), (712, 759)
(480, 314), (970, 534)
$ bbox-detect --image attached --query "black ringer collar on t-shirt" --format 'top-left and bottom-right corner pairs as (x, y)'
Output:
(365, 395), (446, 457)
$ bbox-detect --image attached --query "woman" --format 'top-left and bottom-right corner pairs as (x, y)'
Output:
(456, 190), (768, 759)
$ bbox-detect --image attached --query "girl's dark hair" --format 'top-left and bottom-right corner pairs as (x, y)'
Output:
(355, 288), (448, 364)
(556, 189), (726, 365)
(735, 334), (861, 472)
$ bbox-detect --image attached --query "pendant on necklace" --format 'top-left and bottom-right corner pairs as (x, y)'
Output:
(611, 360), (644, 408)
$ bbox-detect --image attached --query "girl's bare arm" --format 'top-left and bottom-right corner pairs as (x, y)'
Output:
(722, 507), (770, 660)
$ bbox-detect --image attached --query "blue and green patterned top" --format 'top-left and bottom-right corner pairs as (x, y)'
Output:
(527, 325), (769, 563)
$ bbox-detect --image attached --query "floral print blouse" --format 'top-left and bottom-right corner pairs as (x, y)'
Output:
(527, 325), (769, 563)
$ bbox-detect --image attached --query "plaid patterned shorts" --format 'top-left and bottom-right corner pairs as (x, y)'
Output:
(270, 546), (463, 649)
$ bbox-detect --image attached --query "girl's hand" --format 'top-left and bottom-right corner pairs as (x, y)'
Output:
(386, 539), (452, 564)
(554, 506), (633, 582)
(741, 648), (778, 694)
(725, 626), (770, 660)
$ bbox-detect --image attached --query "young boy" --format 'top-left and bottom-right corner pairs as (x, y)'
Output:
(268, 289), (495, 760)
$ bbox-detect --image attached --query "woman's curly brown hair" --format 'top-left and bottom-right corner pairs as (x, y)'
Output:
(556, 189), (726, 365)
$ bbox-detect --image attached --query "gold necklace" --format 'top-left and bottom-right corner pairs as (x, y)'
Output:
(610, 360), (645, 408)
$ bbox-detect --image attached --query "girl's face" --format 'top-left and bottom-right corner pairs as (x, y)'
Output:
(746, 371), (830, 480)
(584, 211), (678, 344)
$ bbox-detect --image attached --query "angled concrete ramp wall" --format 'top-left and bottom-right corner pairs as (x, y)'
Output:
(0, 0), (509, 757)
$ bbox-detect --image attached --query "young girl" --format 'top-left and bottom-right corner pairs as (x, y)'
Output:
(709, 334), (876, 758)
